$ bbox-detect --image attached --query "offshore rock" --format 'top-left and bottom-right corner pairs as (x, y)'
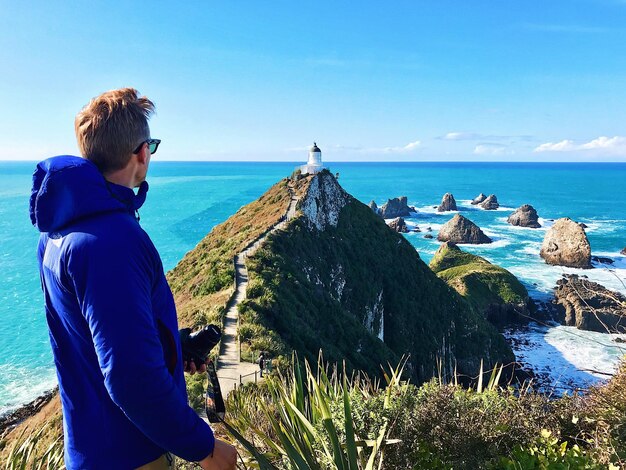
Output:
(471, 193), (487, 205)
(507, 204), (541, 228)
(424, 234), (434, 239)
(430, 242), (533, 326)
(438, 214), (492, 244)
(387, 217), (409, 233)
(437, 193), (458, 212)
(379, 196), (412, 218)
(621, 247), (626, 255)
(553, 274), (626, 333)
(480, 194), (499, 210)
(540, 218), (591, 268)
(368, 200), (379, 214)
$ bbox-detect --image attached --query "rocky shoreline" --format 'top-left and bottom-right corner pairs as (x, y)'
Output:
(0, 387), (57, 436)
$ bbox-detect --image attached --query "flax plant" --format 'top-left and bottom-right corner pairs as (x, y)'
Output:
(222, 354), (405, 469)
(4, 422), (65, 470)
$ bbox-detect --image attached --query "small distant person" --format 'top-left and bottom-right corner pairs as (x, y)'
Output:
(30, 88), (236, 469)
(258, 352), (265, 377)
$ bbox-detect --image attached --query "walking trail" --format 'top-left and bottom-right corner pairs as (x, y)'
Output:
(215, 184), (299, 395)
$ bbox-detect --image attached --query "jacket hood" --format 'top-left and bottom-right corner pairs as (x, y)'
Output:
(30, 155), (149, 232)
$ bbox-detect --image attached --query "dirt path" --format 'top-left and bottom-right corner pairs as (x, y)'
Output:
(216, 185), (298, 395)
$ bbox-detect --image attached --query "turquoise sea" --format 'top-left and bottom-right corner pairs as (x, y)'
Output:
(1, 161), (625, 412)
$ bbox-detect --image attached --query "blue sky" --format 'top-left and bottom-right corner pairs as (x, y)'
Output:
(1, 1), (625, 162)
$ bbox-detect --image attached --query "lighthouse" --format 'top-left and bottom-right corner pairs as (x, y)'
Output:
(298, 142), (325, 175)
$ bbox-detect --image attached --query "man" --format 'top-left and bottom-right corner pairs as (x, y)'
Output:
(30, 88), (237, 469)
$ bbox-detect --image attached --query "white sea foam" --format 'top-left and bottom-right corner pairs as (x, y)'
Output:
(0, 364), (57, 416)
(505, 323), (625, 394)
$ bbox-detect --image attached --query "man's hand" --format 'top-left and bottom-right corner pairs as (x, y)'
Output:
(198, 438), (237, 470)
(183, 358), (211, 375)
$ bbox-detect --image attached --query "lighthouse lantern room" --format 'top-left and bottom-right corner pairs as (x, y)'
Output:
(298, 142), (325, 175)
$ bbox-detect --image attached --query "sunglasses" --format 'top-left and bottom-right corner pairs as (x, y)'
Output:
(133, 138), (161, 155)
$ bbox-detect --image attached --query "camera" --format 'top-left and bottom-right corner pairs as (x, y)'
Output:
(179, 324), (221, 369)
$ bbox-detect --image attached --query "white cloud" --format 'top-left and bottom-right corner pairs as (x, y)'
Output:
(580, 136), (626, 150)
(442, 132), (533, 142)
(380, 140), (422, 153)
(534, 136), (626, 155)
(534, 140), (577, 152)
(444, 132), (480, 141)
(473, 144), (513, 156)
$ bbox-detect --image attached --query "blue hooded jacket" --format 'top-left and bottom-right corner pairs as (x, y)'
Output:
(30, 156), (214, 469)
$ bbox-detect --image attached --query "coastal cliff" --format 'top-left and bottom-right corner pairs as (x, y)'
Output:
(227, 170), (512, 380)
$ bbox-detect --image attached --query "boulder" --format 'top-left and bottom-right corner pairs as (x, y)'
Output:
(387, 217), (409, 233)
(437, 214), (492, 244)
(553, 274), (626, 333)
(437, 193), (458, 212)
(621, 247), (626, 256)
(424, 234), (434, 239)
(540, 218), (592, 268)
(368, 200), (379, 214)
(592, 256), (614, 265)
(430, 242), (533, 326)
(507, 204), (541, 228)
(379, 196), (412, 218)
(480, 194), (499, 210)
(471, 193), (487, 205)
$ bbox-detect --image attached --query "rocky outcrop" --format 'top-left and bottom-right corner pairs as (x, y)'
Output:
(368, 200), (378, 214)
(471, 193), (487, 205)
(540, 218), (592, 268)
(387, 217), (409, 233)
(430, 242), (533, 326)
(424, 234), (434, 239)
(300, 171), (350, 231)
(437, 193), (458, 212)
(438, 214), (492, 244)
(507, 205), (541, 228)
(480, 194), (499, 210)
(621, 247), (626, 255)
(379, 196), (412, 218)
(553, 274), (626, 333)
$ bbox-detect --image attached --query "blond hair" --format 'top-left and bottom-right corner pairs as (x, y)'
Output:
(75, 88), (155, 173)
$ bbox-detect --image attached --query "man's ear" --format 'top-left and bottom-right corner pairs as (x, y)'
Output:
(136, 144), (150, 165)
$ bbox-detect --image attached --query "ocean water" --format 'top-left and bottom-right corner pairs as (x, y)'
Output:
(1, 161), (625, 412)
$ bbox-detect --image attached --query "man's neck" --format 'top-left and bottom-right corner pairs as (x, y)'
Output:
(104, 171), (135, 189)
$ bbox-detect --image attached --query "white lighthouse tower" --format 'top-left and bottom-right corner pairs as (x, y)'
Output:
(298, 142), (325, 175)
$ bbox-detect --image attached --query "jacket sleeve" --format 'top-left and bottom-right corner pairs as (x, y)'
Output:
(67, 230), (215, 462)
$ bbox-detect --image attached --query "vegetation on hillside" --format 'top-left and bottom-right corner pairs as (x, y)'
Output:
(224, 357), (626, 469)
(239, 173), (514, 382)
(430, 241), (532, 325)
(167, 178), (296, 330)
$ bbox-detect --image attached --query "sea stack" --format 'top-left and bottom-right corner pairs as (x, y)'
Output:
(387, 217), (409, 233)
(379, 196), (412, 218)
(507, 205), (541, 228)
(437, 193), (458, 212)
(540, 218), (592, 268)
(620, 247), (626, 255)
(480, 194), (499, 210)
(437, 214), (492, 244)
(368, 200), (379, 214)
(554, 275), (626, 333)
(471, 193), (487, 205)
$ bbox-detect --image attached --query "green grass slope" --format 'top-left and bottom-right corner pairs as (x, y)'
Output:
(430, 241), (532, 325)
(240, 172), (514, 381)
